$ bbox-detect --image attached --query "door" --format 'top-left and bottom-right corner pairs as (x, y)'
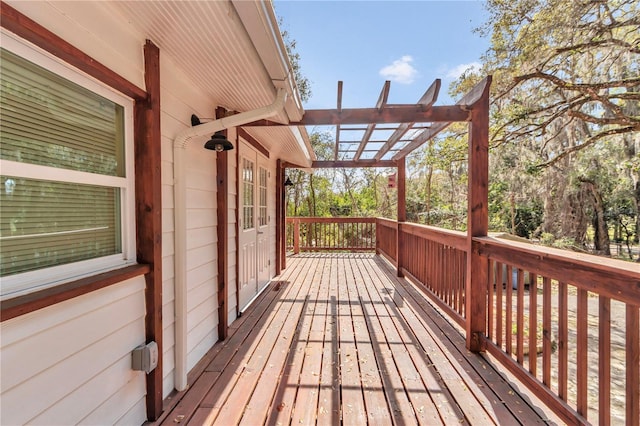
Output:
(238, 143), (270, 312)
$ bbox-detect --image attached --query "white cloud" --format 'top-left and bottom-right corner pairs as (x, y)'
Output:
(445, 62), (482, 79)
(379, 55), (418, 84)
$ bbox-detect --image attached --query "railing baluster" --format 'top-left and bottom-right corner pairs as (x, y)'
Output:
(517, 269), (525, 365)
(543, 276), (552, 388)
(627, 304), (639, 426)
(577, 288), (588, 418)
(506, 265), (513, 356)
(599, 296), (611, 426)
(496, 261), (503, 350)
(558, 281), (568, 402)
(488, 260), (494, 341)
(529, 273), (538, 377)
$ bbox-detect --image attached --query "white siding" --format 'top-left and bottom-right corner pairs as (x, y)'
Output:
(158, 53), (221, 388)
(0, 277), (146, 425)
(0, 2), (150, 424)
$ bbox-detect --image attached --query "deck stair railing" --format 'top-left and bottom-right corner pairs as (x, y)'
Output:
(286, 216), (640, 425)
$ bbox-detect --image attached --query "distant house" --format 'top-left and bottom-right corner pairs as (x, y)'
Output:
(0, 1), (314, 423)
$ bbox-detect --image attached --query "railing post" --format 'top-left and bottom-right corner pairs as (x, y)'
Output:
(466, 76), (491, 353)
(293, 218), (300, 254)
(397, 157), (406, 277)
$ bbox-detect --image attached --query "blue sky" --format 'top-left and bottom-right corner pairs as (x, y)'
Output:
(274, 1), (490, 110)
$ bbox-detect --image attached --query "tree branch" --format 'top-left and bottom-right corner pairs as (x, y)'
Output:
(535, 126), (636, 168)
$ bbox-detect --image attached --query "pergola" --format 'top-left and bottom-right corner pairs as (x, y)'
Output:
(248, 76), (492, 353)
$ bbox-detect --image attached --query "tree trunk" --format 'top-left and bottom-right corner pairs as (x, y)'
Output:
(581, 178), (611, 255)
(425, 165), (433, 225)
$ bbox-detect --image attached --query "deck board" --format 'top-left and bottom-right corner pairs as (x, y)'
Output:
(154, 254), (554, 426)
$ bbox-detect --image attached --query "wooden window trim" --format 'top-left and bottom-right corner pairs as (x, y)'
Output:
(1, 264), (150, 322)
(0, 2), (146, 101)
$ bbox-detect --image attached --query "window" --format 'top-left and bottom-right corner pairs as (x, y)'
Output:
(258, 167), (267, 227)
(0, 34), (135, 298)
(242, 158), (255, 231)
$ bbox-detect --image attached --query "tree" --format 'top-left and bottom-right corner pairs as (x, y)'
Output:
(454, 0), (639, 257)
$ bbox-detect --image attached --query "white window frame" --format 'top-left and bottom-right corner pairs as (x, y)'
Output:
(0, 31), (136, 299)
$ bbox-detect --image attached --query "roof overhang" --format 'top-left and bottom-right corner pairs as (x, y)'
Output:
(110, 0), (314, 167)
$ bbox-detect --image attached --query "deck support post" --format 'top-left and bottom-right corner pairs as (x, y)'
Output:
(215, 108), (229, 340)
(135, 40), (163, 420)
(465, 77), (491, 353)
(396, 157), (406, 277)
(276, 160), (285, 273)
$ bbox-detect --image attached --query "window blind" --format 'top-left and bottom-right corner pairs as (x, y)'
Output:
(0, 48), (124, 279)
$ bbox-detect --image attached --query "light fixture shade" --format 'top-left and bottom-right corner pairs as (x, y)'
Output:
(204, 132), (234, 151)
(284, 176), (294, 186)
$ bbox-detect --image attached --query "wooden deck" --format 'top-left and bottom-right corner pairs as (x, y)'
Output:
(154, 254), (554, 425)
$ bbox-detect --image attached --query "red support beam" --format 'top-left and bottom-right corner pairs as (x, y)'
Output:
(216, 108), (229, 340)
(135, 40), (163, 420)
(276, 160), (284, 274)
(465, 76), (492, 353)
(396, 157), (406, 278)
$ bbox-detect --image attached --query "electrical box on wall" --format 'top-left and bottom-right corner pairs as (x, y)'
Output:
(131, 341), (158, 374)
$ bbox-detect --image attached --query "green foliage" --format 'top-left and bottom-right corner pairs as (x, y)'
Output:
(277, 17), (312, 103)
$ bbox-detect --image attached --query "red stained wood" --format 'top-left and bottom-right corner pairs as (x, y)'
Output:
(238, 128), (269, 159)
(516, 270), (525, 364)
(397, 158), (406, 278)
(599, 296), (611, 426)
(528, 273), (538, 376)
(558, 282), (568, 402)
(0, 1), (146, 100)
(0, 264), (149, 321)
(496, 261), (504, 349)
(474, 237), (640, 305)
(153, 254), (551, 425)
(216, 127), (229, 340)
(133, 40), (164, 422)
(626, 305), (639, 426)
(275, 161), (284, 274)
(576, 288), (588, 418)
(353, 81), (390, 161)
(505, 265), (513, 356)
(291, 104), (469, 126)
(465, 77), (491, 352)
(374, 79), (441, 161)
(542, 277), (552, 388)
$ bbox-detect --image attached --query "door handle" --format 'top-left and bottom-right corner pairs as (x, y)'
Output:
(257, 231), (264, 235)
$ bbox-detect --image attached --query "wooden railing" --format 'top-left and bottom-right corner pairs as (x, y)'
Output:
(377, 221), (468, 327)
(285, 216), (640, 425)
(286, 217), (376, 253)
(474, 237), (639, 425)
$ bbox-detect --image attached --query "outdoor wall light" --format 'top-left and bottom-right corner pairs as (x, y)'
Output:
(204, 133), (234, 151)
(190, 114), (234, 151)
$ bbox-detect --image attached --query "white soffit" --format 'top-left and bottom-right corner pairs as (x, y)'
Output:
(110, 1), (287, 123)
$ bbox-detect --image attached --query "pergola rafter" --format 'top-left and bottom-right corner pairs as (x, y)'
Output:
(353, 80), (390, 161)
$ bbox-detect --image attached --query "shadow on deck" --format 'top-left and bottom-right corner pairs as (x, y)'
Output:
(152, 254), (556, 425)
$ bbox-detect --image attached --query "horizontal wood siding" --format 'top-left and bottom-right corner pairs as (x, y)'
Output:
(158, 50), (226, 393)
(176, 99), (218, 373)
(0, 2), (153, 422)
(0, 277), (146, 425)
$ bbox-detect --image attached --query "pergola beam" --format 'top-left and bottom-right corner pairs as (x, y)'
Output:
(312, 160), (396, 168)
(353, 81), (390, 161)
